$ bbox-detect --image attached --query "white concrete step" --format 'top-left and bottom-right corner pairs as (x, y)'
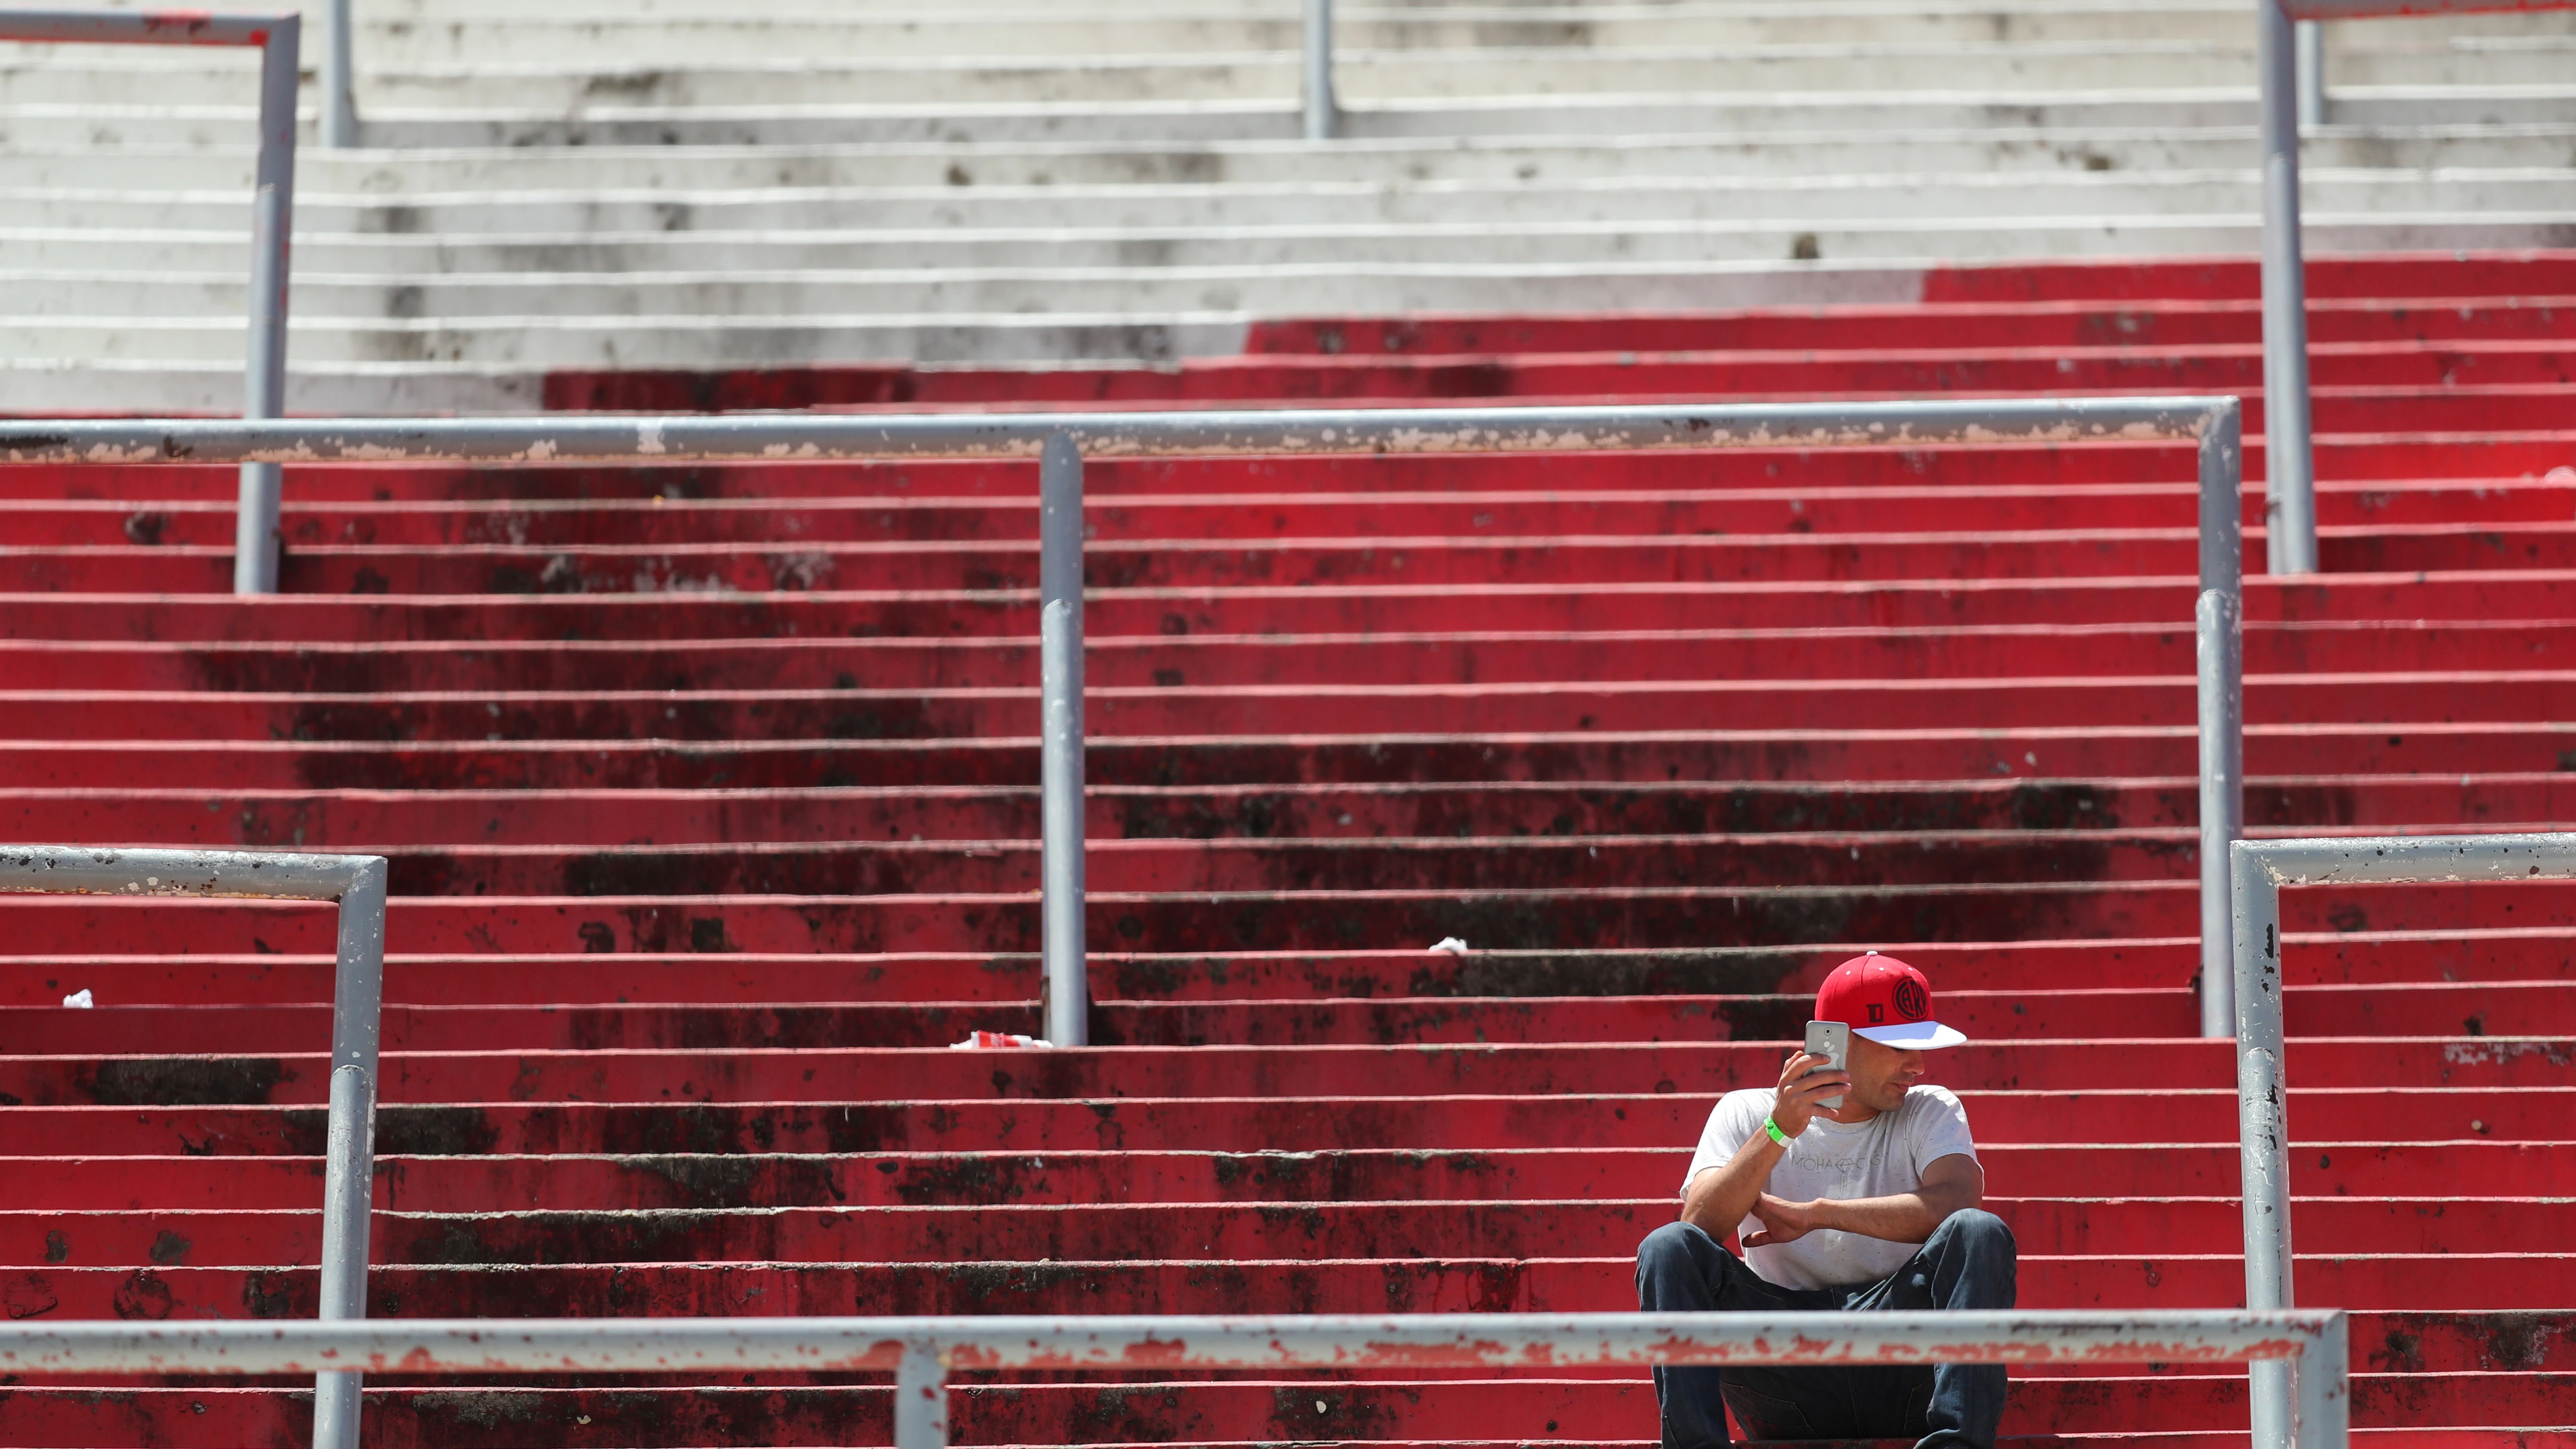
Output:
(10, 125), (2576, 194)
(10, 86), (2568, 150)
(3, 208), (2563, 364)
(0, 0), (2563, 407)
(8, 164), (2562, 236)
(269, 7), (2576, 64)
(4, 41), (2568, 110)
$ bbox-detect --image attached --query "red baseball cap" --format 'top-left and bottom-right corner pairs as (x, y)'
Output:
(1816, 952), (1967, 1048)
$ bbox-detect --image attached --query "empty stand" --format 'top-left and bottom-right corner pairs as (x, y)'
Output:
(0, 249), (2571, 1444)
(4, 0), (2576, 411)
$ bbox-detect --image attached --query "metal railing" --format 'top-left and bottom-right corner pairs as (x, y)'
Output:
(0, 396), (2250, 1043)
(0, 9), (299, 594)
(0, 846), (387, 1449)
(2229, 830), (2576, 1448)
(2256, 0), (2576, 577)
(322, 0), (357, 147)
(0, 1310), (2352, 1449)
(1303, 0), (1336, 140)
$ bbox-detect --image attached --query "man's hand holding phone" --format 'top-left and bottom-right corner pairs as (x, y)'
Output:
(1769, 1047), (1851, 1139)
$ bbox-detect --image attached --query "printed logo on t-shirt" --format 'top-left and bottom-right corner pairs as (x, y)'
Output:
(1795, 1139), (1893, 1181)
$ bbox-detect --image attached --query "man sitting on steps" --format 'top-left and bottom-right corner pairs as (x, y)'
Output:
(1635, 953), (2018, 1449)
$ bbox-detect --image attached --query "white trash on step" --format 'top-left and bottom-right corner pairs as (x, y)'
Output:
(949, 1030), (1051, 1050)
(62, 989), (93, 1008)
(1427, 937), (1470, 955)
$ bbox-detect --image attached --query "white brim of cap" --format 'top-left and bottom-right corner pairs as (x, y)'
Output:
(1854, 1020), (1969, 1048)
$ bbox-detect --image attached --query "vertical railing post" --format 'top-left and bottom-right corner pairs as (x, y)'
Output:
(2294, 20), (2326, 129)
(2257, 0), (2319, 576)
(1302, 0), (1336, 141)
(2196, 591), (2244, 1036)
(235, 15), (300, 595)
(2230, 842), (2295, 1449)
(894, 1339), (949, 1448)
(2196, 400), (2245, 1038)
(312, 856), (387, 1449)
(1038, 434), (1088, 1047)
(322, 0), (360, 148)
(2294, 1312), (2350, 1449)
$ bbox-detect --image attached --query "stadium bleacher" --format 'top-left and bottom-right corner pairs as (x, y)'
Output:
(6, 248), (2576, 1443)
(3, 0), (2575, 409)
(5, 1), (2576, 1446)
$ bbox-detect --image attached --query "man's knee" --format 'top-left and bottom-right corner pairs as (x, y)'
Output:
(1924, 1208), (2017, 1311)
(1933, 1208), (2016, 1260)
(1637, 1219), (1717, 1275)
(1636, 1220), (1731, 1309)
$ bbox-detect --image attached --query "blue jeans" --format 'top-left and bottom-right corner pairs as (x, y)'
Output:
(1633, 1211), (2018, 1448)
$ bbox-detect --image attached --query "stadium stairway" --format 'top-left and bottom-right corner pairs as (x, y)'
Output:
(6, 0), (2576, 411)
(2, 249), (2575, 1446)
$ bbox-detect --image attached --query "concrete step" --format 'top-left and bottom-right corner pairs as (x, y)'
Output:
(7, 927), (2574, 1010)
(40, 264), (2576, 341)
(18, 85), (2575, 151)
(4, 1034), (2571, 1108)
(26, 518), (2576, 594)
(32, 476), (2576, 547)
(15, 166), (2571, 238)
(8, 1188), (2573, 1259)
(21, 618), (2576, 691)
(0, 985), (2215, 1051)
(7, 874), (2575, 951)
(15, 1160), (2576, 1263)
(0, 443), (2532, 507)
(142, 7), (2571, 66)
(2, 981), (2555, 1052)
(26, 667), (2576, 742)
(0, 1372), (2566, 1443)
(18, 125), (2576, 196)
(11, 1141), (2576, 1252)
(6, 1083), (2569, 1154)
(1, 721), (2566, 792)
(8, 773), (2576, 851)
(6, 571), (2576, 640)
(8, 43), (2570, 111)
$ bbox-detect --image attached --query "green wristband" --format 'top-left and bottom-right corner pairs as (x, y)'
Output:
(1763, 1116), (1790, 1146)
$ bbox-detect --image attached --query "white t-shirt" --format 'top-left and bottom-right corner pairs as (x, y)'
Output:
(1682, 1085), (1980, 1291)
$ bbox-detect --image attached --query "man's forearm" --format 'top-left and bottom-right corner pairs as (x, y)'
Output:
(1801, 1189), (1962, 1244)
(1680, 1132), (1783, 1237)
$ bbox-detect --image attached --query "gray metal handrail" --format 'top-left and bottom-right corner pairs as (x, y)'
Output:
(2257, 0), (2576, 577)
(2230, 829), (2576, 1447)
(0, 1310), (2352, 1449)
(0, 8), (299, 594)
(0, 846), (387, 1449)
(1303, 0), (1335, 140)
(0, 396), (2251, 1044)
(322, 0), (357, 147)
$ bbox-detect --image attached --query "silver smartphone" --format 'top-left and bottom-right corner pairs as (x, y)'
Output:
(1803, 1020), (1852, 1111)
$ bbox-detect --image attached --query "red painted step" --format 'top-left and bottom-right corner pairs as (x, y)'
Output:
(35, 477), (2576, 550)
(8, 979), (2557, 1057)
(18, 565), (2576, 648)
(8, 1036), (2576, 1116)
(13, 872), (2576, 955)
(7, 1081), (2568, 1160)
(13, 771), (2576, 855)
(11, 931), (2568, 1014)
(26, 618), (2576, 697)
(1243, 295), (2576, 357)
(0, 1369), (2567, 1445)
(8, 721), (2576, 793)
